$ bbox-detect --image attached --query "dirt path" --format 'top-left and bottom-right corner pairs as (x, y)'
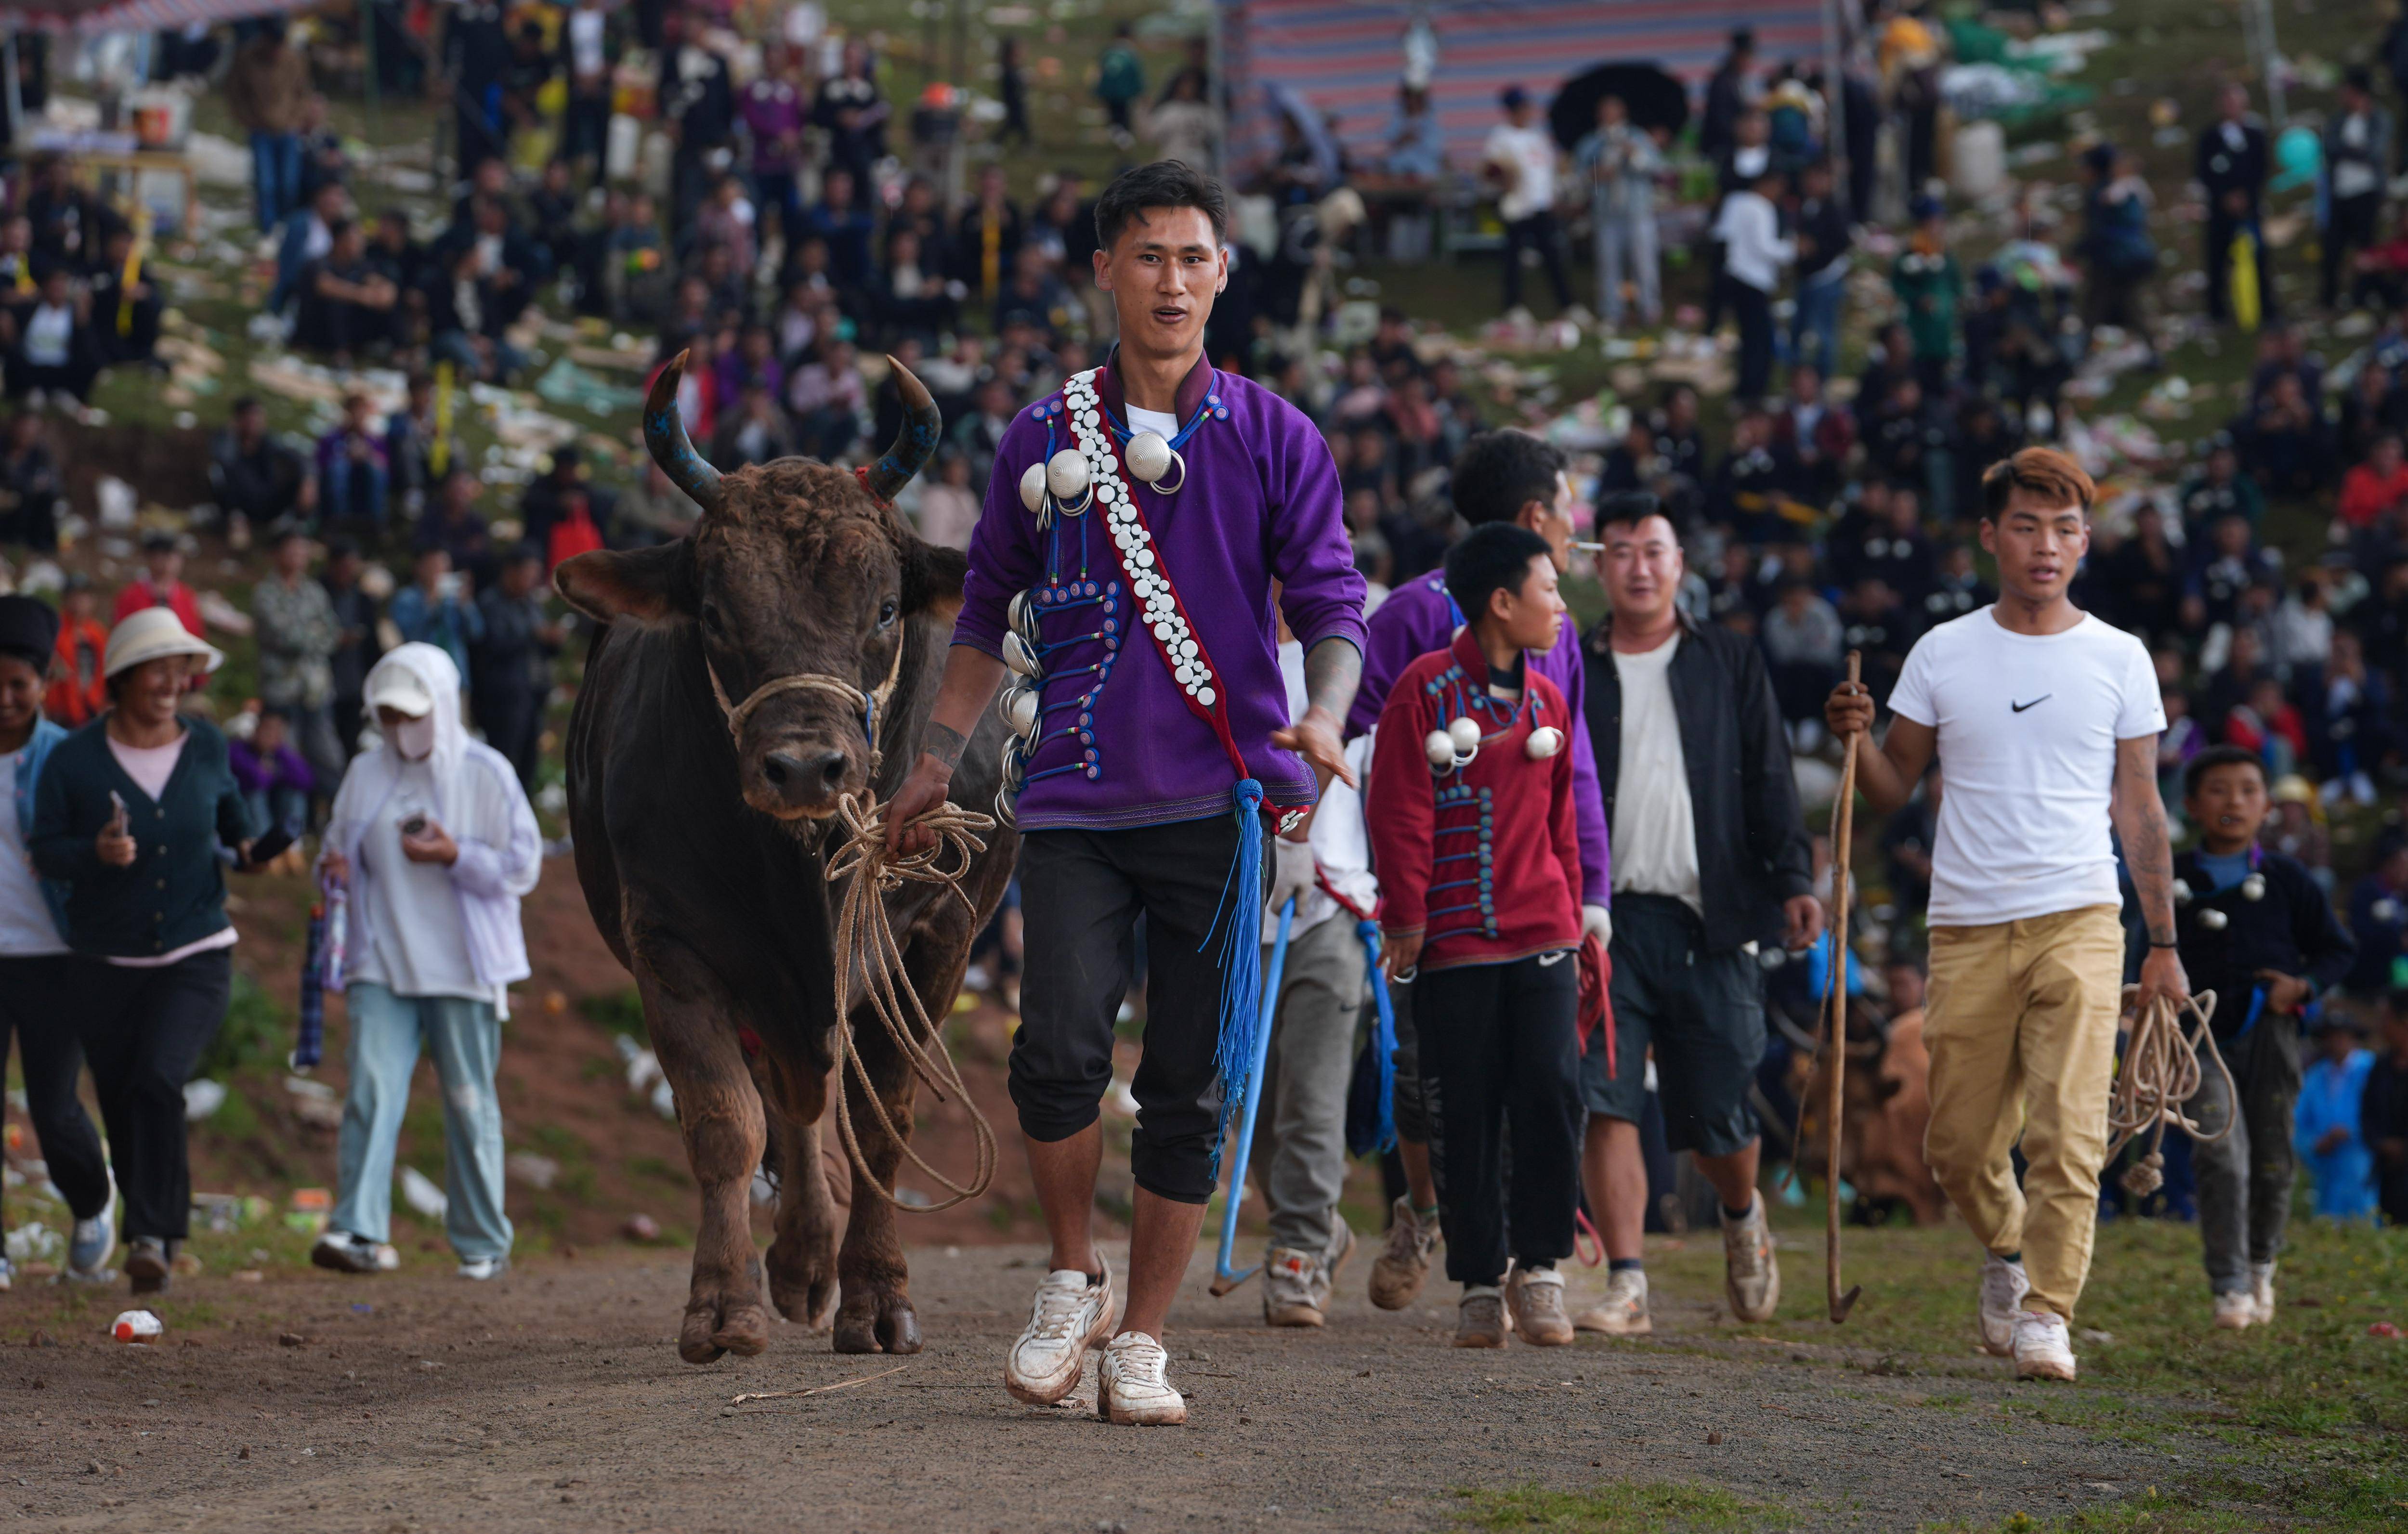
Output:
(2, 1243), (2210, 1532)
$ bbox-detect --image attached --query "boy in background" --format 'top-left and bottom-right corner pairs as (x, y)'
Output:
(2295, 1016), (2379, 1222)
(1369, 524), (1584, 1348)
(2172, 746), (2354, 1328)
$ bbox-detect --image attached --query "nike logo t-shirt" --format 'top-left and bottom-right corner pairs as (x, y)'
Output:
(1886, 606), (2164, 927)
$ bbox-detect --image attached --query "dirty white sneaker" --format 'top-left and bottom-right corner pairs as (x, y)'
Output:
(1096, 1331), (1186, 1425)
(1507, 1265), (1574, 1346)
(1977, 1251), (2030, 1358)
(1720, 1191), (1780, 1323)
(1573, 1267), (1652, 1335)
(1369, 1196), (1440, 1310)
(2212, 1291), (2256, 1331)
(1454, 1287), (1508, 1348)
(1005, 1254), (1118, 1405)
(2249, 1261), (2277, 1325)
(311, 1231), (382, 1274)
(456, 1256), (510, 1281)
(2012, 1310), (2077, 1381)
(1263, 1247), (1329, 1327)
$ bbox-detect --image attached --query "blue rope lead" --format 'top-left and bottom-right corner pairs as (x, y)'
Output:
(1205, 779), (1268, 1171)
(1360, 919), (1398, 1154)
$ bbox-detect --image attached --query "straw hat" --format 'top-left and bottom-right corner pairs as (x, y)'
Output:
(103, 607), (222, 679)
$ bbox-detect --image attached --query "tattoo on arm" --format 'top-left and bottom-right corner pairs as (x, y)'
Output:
(923, 722), (968, 771)
(1301, 637), (1362, 724)
(2119, 752), (2178, 944)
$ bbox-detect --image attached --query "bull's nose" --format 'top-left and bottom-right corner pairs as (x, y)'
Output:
(763, 748), (850, 803)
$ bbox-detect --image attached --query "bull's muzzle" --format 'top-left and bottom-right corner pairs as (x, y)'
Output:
(745, 724), (869, 819)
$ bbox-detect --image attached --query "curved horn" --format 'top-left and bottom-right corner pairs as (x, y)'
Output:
(1769, 1008), (1823, 1056)
(863, 355), (942, 505)
(644, 350), (722, 515)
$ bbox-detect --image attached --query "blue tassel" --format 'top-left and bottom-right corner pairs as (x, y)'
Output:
(1205, 779), (1268, 1169)
(1361, 919), (1399, 1154)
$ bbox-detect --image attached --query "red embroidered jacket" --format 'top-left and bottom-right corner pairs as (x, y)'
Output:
(1368, 627), (1581, 972)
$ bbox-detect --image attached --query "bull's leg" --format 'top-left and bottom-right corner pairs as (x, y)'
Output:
(831, 1010), (922, 1355)
(637, 963), (773, 1364)
(763, 1062), (840, 1328)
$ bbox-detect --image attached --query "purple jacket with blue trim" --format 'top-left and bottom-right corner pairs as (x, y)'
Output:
(951, 361), (1367, 831)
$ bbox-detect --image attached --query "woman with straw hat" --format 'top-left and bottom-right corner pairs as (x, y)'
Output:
(30, 607), (277, 1295)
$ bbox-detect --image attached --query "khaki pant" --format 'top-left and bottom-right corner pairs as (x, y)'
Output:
(1923, 905), (2125, 1321)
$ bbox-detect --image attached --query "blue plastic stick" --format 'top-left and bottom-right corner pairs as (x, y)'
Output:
(1360, 919), (1399, 1153)
(1210, 897), (1295, 1296)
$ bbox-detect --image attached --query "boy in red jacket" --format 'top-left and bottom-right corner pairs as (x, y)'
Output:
(1369, 523), (1584, 1349)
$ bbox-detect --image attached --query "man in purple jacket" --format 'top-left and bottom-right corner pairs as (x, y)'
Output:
(1346, 429), (1611, 1312)
(887, 162), (1364, 1426)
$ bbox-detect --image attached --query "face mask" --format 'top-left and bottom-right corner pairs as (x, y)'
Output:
(393, 715), (436, 762)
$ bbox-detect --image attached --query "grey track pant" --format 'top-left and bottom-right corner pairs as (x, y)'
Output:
(2186, 1014), (2303, 1295)
(1252, 914), (1368, 1256)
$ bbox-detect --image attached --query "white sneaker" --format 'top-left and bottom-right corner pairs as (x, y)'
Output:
(376, 1243), (402, 1273)
(2249, 1261), (2277, 1325)
(1507, 1265), (1574, 1345)
(2212, 1291), (2256, 1330)
(1368, 1196), (1440, 1310)
(1096, 1330), (1186, 1425)
(1263, 1247), (1328, 1327)
(1005, 1254), (1118, 1405)
(1572, 1267), (1652, 1335)
(1977, 1252), (2031, 1358)
(2012, 1310), (2078, 1381)
(457, 1256), (510, 1280)
(1720, 1191), (1780, 1323)
(311, 1231), (382, 1275)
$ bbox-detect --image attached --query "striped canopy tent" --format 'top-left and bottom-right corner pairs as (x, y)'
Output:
(0, 0), (292, 32)
(1219, 0), (1833, 177)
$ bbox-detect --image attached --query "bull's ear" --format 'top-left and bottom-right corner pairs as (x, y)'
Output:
(902, 537), (968, 625)
(554, 542), (695, 624)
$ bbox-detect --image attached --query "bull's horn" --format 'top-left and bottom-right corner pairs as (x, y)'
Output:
(863, 355), (942, 504)
(1769, 1009), (1822, 1055)
(644, 350), (723, 515)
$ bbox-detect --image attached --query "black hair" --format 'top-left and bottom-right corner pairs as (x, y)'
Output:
(1594, 490), (1682, 541)
(1450, 429), (1565, 526)
(2183, 744), (2267, 800)
(1443, 523), (1553, 624)
(1092, 160), (1227, 252)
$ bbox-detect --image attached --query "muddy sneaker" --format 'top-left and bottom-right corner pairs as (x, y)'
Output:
(1263, 1247), (1329, 1328)
(2012, 1310), (2077, 1381)
(2212, 1291), (2255, 1331)
(125, 1237), (170, 1295)
(1507, 1266), (1574, 1346)
(312, 1232), (383, 1275)
(1977, 1251), (2030, 1358)
(1369, 1196), (1440, 1311)
(68, 1217), (115, 1278)
(1720, 1190), (1780, 1323)
(1096, 1331), (1186, 1425)
(1005, 1254), (1118, 1405)
(457, 1256), (510, 1280)
(2249, 1261), (2277, 1326)
(1573, 1267), (1652, 1335)
(1453, 1288), (1507, 1349)
(1323, 1216), (1356, 1283)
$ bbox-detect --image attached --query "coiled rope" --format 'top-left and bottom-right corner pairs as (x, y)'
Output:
(2106, 986), (2231, 1197)
(821, 790), (1000, 1211)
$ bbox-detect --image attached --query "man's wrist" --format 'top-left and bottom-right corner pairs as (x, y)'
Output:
(921, 722), (968, 772)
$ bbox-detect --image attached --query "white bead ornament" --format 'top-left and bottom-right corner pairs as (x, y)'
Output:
(2199, 908), (2229, 931)
(1526, 726), (1563, 760)
(1019, 461), (1048, 513)
(1425, 730), (1456, 770)
(1125, 430), (1173, 483)
(2241, 872), (2266, 901)
(1047, 448), (1091, 503)
(1447, 717), (1483, 755)
(2172, 879), (2194, 905)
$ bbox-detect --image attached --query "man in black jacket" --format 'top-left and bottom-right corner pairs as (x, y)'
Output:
(1573, 493), (1819, 1339)
(2197, 82), (2275, 325)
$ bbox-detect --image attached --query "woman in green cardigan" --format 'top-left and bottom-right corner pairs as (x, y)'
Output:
(32, 608), (275, 1295)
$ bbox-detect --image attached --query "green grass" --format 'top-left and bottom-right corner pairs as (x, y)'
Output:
(1454, 1480), (1781, 1534)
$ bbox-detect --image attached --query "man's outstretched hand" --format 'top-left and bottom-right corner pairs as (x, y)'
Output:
(1271, 705), (1354, 793)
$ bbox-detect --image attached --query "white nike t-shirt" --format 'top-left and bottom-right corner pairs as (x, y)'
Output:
(1886, 606), (2164, 927)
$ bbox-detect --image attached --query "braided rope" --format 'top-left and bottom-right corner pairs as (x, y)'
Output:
(821, 790), (1001, 1212)
(2106, 987), (2231, 1197)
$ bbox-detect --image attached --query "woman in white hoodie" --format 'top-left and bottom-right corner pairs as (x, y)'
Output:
(311, 643), (541, 1279)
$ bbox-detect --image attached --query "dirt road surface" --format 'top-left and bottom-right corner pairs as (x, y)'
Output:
(0, 1241), (2213, 1532)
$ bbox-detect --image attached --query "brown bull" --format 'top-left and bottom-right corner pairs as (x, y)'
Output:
(554, 354), (1017, 1362)
(1784, 999), (1946, 1227)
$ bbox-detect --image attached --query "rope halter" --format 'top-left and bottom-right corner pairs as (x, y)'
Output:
(704, 623), (912, 775)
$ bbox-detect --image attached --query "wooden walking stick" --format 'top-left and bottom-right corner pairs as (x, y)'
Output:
(1823, 652), (1865, 1323)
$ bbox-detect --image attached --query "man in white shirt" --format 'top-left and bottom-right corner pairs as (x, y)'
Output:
(2321, 68), (2394, 310)
(1712, 166), (1792, 402)
(1483, 85), (1576, 321)
(1251, 638), (1380, 1328)
(1826, 447), (2188, 1384)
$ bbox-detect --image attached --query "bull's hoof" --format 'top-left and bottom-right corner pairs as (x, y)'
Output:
(680, 1267), (772, 1364)
(711, 1303), (772, 1358)
(832, 1291), (921, 1354)
(766, 1233), (839, 1331)
(679, 1310), (728, 1365)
